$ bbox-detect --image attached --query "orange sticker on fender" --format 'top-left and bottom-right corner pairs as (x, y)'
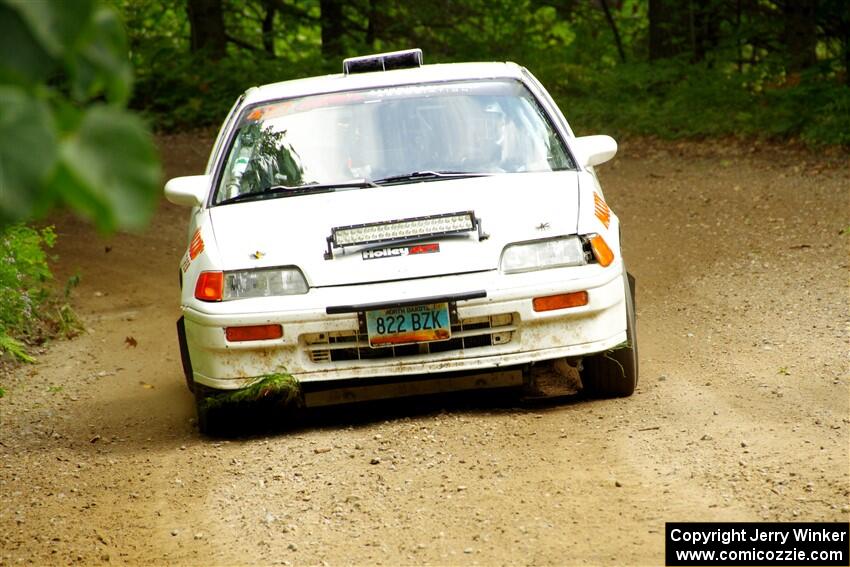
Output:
(593, 192), (610, 228)
(189, 229), (204, 260)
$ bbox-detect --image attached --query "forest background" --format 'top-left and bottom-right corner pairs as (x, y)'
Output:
(135, 0), (850, 143)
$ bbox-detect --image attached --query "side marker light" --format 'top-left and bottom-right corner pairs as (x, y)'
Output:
(533, 291), (589, 312)
(225, 324), (283, 342)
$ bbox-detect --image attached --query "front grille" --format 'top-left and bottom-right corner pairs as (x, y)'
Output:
(303, 313), (517, 364)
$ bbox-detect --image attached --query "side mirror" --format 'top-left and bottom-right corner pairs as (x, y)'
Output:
(164, 175), (211, 207)
(573, 135), (618, 168)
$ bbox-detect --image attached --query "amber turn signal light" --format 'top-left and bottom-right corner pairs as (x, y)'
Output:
(533, 291), (589, 312)
(225, 324), (283, 342)
(590, 235), (615, 267)
(194, 271), (223, 301)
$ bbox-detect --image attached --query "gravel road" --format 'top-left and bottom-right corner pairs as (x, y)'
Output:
(1, 134), (848, 566)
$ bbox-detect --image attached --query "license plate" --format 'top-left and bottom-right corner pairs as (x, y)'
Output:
(365, 302), (451, 348)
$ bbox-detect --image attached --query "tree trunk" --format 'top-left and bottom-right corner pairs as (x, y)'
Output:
(600, 0), (626, 63)
(735, 0), (742, 72)
(783, 0), (818, 75)
(320, 0), (346, 59)
(845, 26), (850, 86)
(187, 0), (227, 60)
(693, 1), (720, 63)
(262, 0), (276, 57)
(366, 0), (384, 48)
(649, 0), (689, 60)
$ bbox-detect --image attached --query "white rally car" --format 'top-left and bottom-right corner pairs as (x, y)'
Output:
(165, 49), (637, 432)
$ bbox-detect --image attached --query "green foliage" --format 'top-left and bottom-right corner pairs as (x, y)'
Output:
(0, 224), (54, 335)
(0, 224), (82, 362)
(0, 1), (160, 368)
(54, 302), (84, 339)
(0, 0), (161, 231)
(761, 79), (850, 146)
(554, 60), (850, 145)
(0, 334), (36, 363)
(132, 49), (323, 130)
(199, 373), (302, 411)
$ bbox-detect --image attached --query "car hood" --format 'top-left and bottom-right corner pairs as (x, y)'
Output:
(208, 172), (581, 287)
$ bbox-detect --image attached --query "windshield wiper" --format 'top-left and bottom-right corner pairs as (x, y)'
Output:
(217, 179), (377, 206)
(373, 170), (492, 185)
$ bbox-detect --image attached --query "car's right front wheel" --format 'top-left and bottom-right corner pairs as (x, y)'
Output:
(580, 272), (638, 397)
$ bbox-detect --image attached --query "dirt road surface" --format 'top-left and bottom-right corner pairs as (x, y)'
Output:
(1, 134), (848, 566)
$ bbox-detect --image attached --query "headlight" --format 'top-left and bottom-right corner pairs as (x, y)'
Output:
(500, 236), (587, 274)
(223, 267), (308, 300)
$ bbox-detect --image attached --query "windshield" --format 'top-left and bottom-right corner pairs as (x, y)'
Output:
(213, 79), (574, 204)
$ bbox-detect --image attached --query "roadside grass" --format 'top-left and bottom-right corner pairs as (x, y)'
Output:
(0, 334), (35, 364)
(0, 224), (82, 394)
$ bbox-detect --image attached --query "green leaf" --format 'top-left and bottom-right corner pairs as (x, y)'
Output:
(3, 0), (95, 57)
(1, 1), (130, 104)
(0, 332), (35, 363)
(0, 2), (57, 85)
(69, 6), (133, 104)
(0, 86), (58, 224)
(57, 105), (160, 231)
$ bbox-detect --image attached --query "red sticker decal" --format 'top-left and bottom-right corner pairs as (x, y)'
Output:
(362, 243), (440, 260)
(409, 243), (440, 255)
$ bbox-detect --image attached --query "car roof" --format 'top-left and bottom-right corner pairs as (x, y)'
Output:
(241, 61), (527, 107)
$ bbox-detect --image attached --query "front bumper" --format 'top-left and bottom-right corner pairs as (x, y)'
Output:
(183, 263), (627, 390)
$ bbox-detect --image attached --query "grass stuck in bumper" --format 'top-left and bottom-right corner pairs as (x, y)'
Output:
(198, 373), (302, 412)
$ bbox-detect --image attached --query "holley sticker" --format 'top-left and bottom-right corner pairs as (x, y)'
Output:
(362, 243), (440, 260)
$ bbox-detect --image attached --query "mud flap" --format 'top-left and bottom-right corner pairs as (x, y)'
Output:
(579, 271), (637, 397)
(176, 316), (194, 392)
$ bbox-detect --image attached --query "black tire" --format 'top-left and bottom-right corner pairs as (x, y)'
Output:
(194, 385), (223, 436)
(176, 317), (194, 393)
(194, 383), (301, 436)
(581, 272), (638, 397)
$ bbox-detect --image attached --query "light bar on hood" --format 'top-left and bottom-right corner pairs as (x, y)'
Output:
(325, 211), (482, 259)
